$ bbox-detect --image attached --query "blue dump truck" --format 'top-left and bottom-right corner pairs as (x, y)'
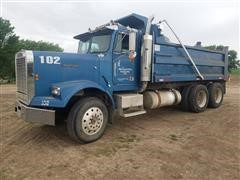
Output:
(15, 14), (228, 143)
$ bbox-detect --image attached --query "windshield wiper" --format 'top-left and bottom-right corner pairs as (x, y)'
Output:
(90, 50), (103, 53)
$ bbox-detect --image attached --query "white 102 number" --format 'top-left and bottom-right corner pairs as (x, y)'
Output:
(39, 56), (61, 64)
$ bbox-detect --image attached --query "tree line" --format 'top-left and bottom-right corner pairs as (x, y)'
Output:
(204, 45), (239, 72)
(0, 17), (63, 82)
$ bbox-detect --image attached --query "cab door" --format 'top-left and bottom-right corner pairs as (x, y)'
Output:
(112, 32), (138, 90)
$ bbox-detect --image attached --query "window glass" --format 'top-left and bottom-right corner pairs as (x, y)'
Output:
(90, 35), (111, 53)
(114, 33), (129, 53)
(78, 40), (90, 54)
(77, 29), (112, 54)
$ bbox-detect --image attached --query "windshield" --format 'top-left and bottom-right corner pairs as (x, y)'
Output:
(90, 35), (111, 53)
(77, 34), (112, 54)
(78, 40), (90, 54)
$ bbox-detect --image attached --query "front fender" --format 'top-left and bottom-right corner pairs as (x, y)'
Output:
(30, 80), (114, 108)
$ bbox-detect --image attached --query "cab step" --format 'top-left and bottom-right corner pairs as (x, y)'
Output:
(114, 93), (146, 118)
(119, 109), (146, 118)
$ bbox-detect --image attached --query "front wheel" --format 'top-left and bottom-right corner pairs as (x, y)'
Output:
(67, 97), (108, 143)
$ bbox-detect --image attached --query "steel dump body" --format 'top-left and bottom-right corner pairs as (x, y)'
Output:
(152, 42), (227, 83)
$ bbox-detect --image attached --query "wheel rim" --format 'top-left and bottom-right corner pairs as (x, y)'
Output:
(196, 90), (207, 108)
(215, 87), (222, 104)
(82, 107), (104, 135)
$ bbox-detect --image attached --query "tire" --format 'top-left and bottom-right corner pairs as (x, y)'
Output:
(189, 84), (209, 113)
(67, 97), (108, 143)
(208, 83), (224, 108)
(180, 85), (194, 111)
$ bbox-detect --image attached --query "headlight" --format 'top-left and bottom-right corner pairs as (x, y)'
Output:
(51, 86), (61, 96)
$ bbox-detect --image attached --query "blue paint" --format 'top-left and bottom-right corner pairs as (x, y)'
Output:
(152, 24), (227, 82)
(30, 80), (114, 108)
(28, 13), (228, 109)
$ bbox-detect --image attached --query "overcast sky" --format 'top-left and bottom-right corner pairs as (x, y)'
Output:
(1, 0), (239, 55)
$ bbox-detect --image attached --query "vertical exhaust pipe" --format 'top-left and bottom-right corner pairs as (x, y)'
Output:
(139, 15), (154, 92)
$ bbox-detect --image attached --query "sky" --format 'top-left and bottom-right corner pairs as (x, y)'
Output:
(1, 0), (239, 55)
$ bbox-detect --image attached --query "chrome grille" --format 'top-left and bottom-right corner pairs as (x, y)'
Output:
(15, 50), (34, 105)
(16, 57), (27, 93)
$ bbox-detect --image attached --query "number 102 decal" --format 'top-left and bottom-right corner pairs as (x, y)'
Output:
(39, 56), (61, 64)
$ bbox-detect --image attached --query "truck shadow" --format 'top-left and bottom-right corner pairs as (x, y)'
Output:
(9, 105), (197, 148)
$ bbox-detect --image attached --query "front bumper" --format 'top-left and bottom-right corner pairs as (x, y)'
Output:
(15, 100), (55, 126)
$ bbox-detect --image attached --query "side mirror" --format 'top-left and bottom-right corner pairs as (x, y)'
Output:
(129, 31), (136, 51)
(128, 50), (137, 61)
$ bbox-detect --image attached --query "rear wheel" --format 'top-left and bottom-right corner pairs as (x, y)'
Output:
(67, 97), (108, 143)
(189, 85), (209, 113)
(208, 83), (224, 108)
(180, 85), (194, 111)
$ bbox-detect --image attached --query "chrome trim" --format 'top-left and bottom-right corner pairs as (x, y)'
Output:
(151, 32), (155, 82)
(15, 56), (27, 93)
(82, 107), (104, 135)
(15, 50), (35, 105)
(15, 100), (55, 126)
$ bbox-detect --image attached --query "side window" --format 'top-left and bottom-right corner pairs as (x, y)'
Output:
(114, 33), (129, 53)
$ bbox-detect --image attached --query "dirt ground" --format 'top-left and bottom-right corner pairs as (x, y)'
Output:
(0, 76), (239, 180)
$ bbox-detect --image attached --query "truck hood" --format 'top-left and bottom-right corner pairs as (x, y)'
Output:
(32, 51), (99, 97)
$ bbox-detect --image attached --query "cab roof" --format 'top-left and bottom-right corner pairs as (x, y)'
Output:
(74, 13), (148, 40)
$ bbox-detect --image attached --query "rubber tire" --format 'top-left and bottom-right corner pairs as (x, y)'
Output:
(180, 85), (194, 111)
(208, 83), (224, 108)
(66, 97), (108, 143)
(188, 84), (209, 113)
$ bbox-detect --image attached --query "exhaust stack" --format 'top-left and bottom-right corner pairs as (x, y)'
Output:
(141, 34), (153, 81)
(140, 15), (154, 91)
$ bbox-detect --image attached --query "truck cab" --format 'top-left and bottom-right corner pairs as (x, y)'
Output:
(15, 13), (228, 143)
(75, 25), (140, 91)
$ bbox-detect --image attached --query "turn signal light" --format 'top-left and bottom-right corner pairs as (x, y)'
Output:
(35, 74), (39, 80)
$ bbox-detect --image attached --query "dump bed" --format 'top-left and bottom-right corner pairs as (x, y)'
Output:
(152, 40), (228, 83)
